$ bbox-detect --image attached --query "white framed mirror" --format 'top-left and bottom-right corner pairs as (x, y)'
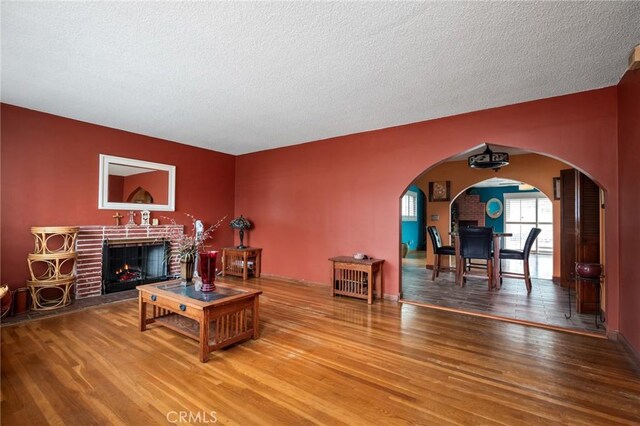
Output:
(98, 154), (176, 211)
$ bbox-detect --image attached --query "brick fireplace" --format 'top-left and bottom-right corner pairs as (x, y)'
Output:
(75, 225), (182, 298)
(454, 193), (486, 228)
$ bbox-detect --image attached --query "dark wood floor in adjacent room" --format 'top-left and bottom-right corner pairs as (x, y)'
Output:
(2, 276), (639, 425)
(402, 251), (604, 334)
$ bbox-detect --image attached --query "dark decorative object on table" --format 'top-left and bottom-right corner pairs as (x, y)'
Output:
(230, 215), (252, 249)
(180, 260), (195, 282)
(575, 262), (602, 279)
(199, 251), (218, 292)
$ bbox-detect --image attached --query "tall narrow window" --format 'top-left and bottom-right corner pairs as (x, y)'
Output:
(504, 193), (553, 253)
(402, 191), (417, 221)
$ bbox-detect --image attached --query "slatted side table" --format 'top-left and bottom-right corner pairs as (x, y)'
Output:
(329, 256), (384, 304)
(221, 247), (262, 280)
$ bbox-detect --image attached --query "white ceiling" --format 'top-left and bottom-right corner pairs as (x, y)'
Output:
(471, 178), (522, 188)
(2, 2), (639, 155)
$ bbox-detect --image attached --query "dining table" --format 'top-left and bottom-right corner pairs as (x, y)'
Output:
(449, 231), (513, 289)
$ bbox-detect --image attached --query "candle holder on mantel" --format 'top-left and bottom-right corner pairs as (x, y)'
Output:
(230, 215), (252, 249)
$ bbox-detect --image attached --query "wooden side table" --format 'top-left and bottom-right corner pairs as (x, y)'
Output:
(221, 247), (262, 280)
(329, 256), (384, 304)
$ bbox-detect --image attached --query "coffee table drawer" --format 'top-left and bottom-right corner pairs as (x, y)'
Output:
(142, 292), (201, 319)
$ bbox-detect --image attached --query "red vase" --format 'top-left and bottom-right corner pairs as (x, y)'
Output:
(199, 251), (218, 292)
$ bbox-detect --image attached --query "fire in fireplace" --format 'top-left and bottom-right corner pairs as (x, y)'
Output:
(115, 263), (142, 282)
(102, 238), (172, 293)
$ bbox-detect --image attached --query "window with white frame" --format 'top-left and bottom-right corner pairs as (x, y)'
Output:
(402, 190), (418, 221)
(504, 192), (553, 253)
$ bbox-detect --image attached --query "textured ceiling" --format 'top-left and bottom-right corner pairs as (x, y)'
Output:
(2, 2), (639, 155)
(471, 178), (522, 188)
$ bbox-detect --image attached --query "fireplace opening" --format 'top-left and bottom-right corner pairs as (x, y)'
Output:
(102, 238), (173, 294)
(458, 220), (479, 228)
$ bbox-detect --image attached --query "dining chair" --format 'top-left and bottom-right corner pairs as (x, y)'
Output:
(499, 227), (542, 293)
(426, 226), (456, 280)
(456, 225), (489, 273)
(458, 226), (494, 289)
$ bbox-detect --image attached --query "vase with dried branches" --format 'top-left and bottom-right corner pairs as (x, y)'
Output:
(163, 214), (226, 283)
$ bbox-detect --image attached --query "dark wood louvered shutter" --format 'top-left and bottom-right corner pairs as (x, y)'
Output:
(578, 173), (601, 264)
(560, 168), (601, 313)
(560, 169), (577, 287)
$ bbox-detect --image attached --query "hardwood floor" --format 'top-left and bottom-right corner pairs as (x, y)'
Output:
(2, 276), (639, 424)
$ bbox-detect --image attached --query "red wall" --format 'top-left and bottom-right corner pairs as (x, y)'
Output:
(1, 88), (627, 336)
(618, 68), (640, 355)
(235, 87), (621, 330)
(108, 175), (124, 202)
(1, 104), (236, 289)
(122, 170), (169, 204)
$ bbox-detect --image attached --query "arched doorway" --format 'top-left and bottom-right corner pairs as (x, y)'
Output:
(399, 146), (605, 335)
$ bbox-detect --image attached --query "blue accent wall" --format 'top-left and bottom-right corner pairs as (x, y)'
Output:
(471, 186), (540, 232)
(401, 185), (426, 250)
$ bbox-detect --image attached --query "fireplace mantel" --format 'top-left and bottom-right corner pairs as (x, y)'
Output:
(75, 225), (183, 298)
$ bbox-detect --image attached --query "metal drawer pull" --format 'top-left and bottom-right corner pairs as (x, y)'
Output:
(179, 304), (186, 311)
(151, 295), (157, 301)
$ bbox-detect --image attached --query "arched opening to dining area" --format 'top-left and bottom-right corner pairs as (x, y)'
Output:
(399, 145), (605, 335)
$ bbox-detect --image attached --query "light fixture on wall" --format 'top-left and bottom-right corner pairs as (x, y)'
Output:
(468, 144), (509, 172)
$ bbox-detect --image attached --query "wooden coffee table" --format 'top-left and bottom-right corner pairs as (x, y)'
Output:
(137, 279), (261, 362)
